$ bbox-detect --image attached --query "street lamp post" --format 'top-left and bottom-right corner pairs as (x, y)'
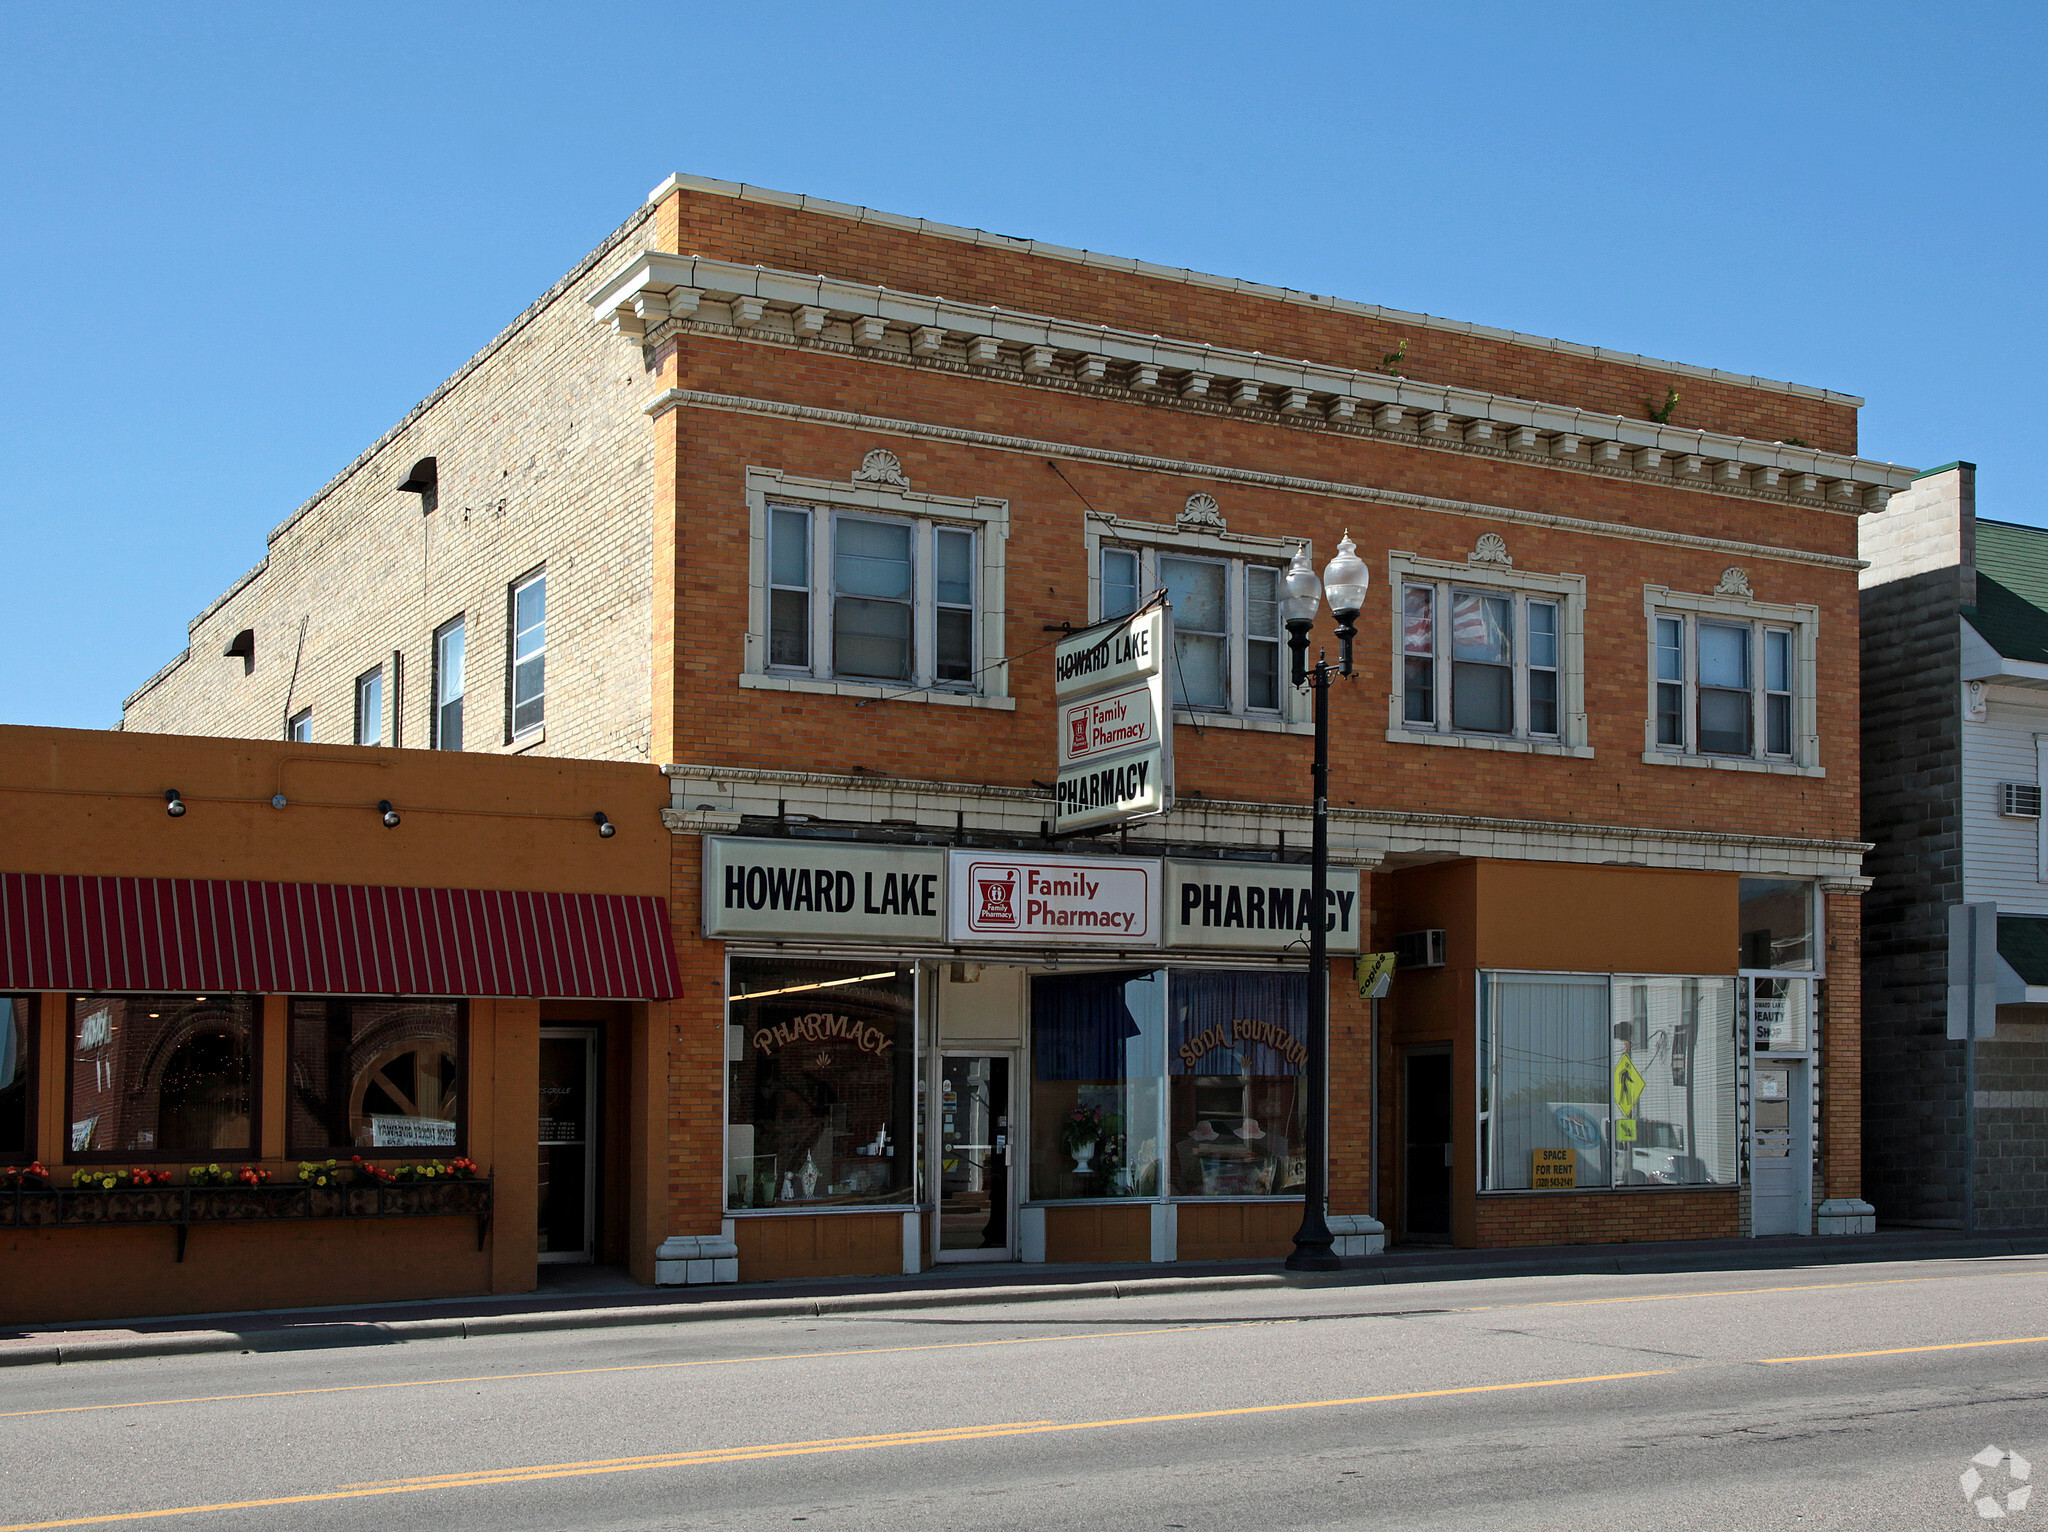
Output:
(1280, 533), (1369, 1273)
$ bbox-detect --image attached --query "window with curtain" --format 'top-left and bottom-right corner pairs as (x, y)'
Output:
(1168, 971), (1308, 1197)
(1480, 973), (1737, 1191)
(67, 995), (256, 1158)
(1, 997), (31, 1160)
(1030, 969), (1163, 1200)
(1399, 576), (1566, 741)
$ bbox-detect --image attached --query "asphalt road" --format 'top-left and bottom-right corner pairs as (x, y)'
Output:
(3, 1254), (2046, 1530)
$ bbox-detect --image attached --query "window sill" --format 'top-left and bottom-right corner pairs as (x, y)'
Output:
(740, 672), (1016, 710)
(727, 1203), (920, 1217)
(1479, 1184), (1737, 1196)
(1640, 751), (1824, 778)
(510, 726), (546, 754)
(1173, 710), (1313, 736)
(1385, 729), (1594, 759)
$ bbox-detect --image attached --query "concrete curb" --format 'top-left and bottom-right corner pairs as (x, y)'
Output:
(9, 1235), (2046, 1369)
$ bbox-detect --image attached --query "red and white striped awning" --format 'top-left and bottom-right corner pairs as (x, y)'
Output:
(0, 874), (682, 999)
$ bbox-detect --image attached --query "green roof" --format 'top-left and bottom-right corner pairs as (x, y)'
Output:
(2000, 916), (2048, 987)
(1964, 520), (2048, 662)
(1965, 573), (2048, 664)
(1977, 519), (2048, 612)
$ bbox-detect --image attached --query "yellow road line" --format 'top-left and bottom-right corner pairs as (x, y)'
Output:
(0, 1322), (1265, 1420)
(336, 1423), (1056, 1488)
(1758, 1335), (2048, 1363)
(6, 1264), (2043, 1426)
(0, 1369), (1674, 1532)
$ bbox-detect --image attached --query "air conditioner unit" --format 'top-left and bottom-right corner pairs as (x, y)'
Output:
(1999, 782), (2042, 819)
(1395, 929), (1447, 969)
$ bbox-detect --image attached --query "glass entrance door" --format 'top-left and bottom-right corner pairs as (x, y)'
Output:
(538, 1029), (597, 1263)
(937, 1054), (1013, 1262)
(1748, 1059), (1809, 1236)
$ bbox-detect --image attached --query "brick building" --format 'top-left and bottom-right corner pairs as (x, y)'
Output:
(120, 174), (1912, 1278)
(1861, 462), (2048, 1232)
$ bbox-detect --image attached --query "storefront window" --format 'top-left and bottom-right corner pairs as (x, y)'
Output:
(1030, 970), (1163, 1200)
(1168, 972), (1308, 1197)
(1739, 878), (1814, 971)
(288, 999), (463, 1154)
(726, 958), (915, 1210)
(1, 997), (31, 1160)
(1480, 973), (1736, 1192)
(67, 995), (256, 1158)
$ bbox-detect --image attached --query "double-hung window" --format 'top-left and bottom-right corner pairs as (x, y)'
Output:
(286, 708), (312, 743)
(509, 571), (545, 739)
(1646, 584), (1816, 772)
(433, 617), (465, 751)
(1099, 546), (1286, 717)
(1390, 551), (1584, 752)
(758, 496), (991, 695)
(354, 668), (383, 746)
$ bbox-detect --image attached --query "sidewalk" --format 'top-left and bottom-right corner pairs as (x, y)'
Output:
(6, 1226), (2044, 1369)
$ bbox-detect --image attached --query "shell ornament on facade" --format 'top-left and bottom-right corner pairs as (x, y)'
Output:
(1178, 493), (1226, 532)
(853, 449), (907, 487)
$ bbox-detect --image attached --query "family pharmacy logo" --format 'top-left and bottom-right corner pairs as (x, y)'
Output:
(1961, 1445), (2032, 1518)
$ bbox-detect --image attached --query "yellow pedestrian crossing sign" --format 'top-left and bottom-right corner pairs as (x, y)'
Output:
(1613, 1054), (1645, 1115)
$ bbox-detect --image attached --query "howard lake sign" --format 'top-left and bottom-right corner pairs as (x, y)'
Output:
(1052, 604), (1173, 834)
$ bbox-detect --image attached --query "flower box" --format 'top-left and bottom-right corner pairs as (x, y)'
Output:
(0, 1176), (493, 1260)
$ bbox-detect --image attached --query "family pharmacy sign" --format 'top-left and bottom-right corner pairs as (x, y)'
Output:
(1051, 605), (1173, 834)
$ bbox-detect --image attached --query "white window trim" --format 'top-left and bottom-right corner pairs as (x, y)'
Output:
(1643, 584), (1822, 778)
(1083, 513), (1310, 733)
(508, 567), (546, 744)
(353, 666), (384, 748)
(744, 466), (1012, 710)
(1386, 551), (1592, 758)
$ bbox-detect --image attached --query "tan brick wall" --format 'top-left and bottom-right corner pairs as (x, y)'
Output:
(1823, 890), (1864, 1201)
(122, 213), (662, 767)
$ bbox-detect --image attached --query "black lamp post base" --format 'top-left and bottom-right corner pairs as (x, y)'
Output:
(1284, 1239), (1342, 1273)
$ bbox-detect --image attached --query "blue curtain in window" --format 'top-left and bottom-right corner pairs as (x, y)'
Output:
(1032, 971), (1148, 1081)
(1171, 971), (1308, 1076)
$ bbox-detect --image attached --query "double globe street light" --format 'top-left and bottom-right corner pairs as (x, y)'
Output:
(1279, 532), (1370, 1272)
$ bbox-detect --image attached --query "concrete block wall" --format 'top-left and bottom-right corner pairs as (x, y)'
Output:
(1976, 1037), (2048, 1230)
(122, 207), (662, 767)
(1858, 469), (1972, 1226)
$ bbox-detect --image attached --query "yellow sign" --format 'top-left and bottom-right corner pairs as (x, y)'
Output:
(1532, 1147), (1575, 1189)
(1612, 1053), (1646, 1118)
(1357, 951), (1396, 999)
(1614, 1118), (1638, 1143)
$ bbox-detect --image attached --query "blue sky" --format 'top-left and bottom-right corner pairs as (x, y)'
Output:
(2, 2), (2042, 730)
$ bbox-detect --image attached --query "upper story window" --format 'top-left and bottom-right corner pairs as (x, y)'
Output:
(286, 708), (312, 744)
(744, 460), (1011, 709)
(510, 571), (545, 739)
(354, 668), (383, 747)
(1644, 578), (1819, 776)
(1387, 545), (1588, 756)
(1099, 546), (1286, 717)
(433, 616), (465, 751)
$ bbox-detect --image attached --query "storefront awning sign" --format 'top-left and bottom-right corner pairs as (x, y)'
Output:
(1163, 860), (1362, 953)
(948, 850), (1159, 946)
(704, 838), (946, 941)
(1052, 606), (1173, 834)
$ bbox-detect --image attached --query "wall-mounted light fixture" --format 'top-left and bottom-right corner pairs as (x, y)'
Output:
(377, 800), (401, 828)
(164, 789), (186, 818)
(593, 811), (616, 838)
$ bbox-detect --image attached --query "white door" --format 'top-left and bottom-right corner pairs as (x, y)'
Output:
(1749, 1060), (1809, 1236)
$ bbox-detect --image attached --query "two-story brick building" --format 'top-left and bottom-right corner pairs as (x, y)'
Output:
(119, 174), (1912, 1280)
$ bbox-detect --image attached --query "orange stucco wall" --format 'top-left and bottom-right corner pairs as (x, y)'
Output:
(0, 725), (673, 1323)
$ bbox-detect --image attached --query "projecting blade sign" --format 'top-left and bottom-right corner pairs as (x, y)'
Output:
(1052, 602), (1174, 834)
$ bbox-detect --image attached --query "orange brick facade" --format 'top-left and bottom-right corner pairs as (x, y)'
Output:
(634, 182), (1877, 1271)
